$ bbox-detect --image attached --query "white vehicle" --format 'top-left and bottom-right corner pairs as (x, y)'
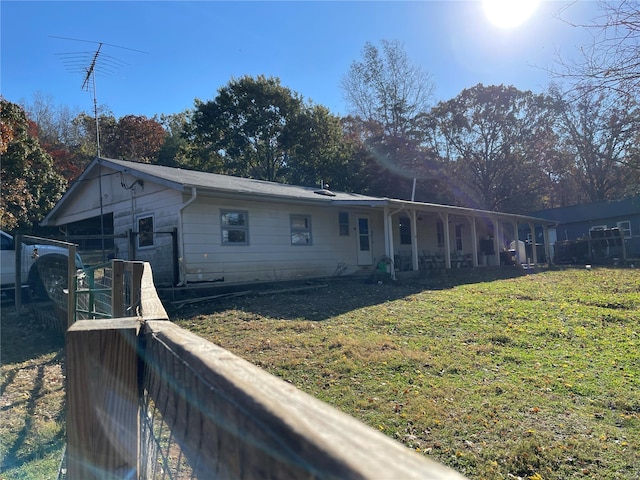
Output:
(1, 230), (83, 300)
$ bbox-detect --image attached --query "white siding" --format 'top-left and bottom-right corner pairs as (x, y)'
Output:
(181, 197), (386, 284)
(109, 173), (183, 285)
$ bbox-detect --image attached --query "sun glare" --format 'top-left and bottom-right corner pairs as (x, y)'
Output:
(483, 0), (540, 29)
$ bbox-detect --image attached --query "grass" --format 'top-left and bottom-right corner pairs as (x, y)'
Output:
(0, 304), (66, 480)
(173, 267), (640, 479)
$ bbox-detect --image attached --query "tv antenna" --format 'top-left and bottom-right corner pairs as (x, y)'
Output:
(52, 36), (147, 261)
(52, 36), (148, 156)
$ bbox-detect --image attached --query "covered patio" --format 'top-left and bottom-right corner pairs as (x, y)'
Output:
(379, 200), (556, 278)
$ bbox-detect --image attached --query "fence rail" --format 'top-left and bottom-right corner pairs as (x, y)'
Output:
(66, 261), (465, 479)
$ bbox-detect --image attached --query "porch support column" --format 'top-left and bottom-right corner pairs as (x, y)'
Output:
(383, 207), (396, 279)
(543, 225), (552, 265)
(492, 218), (500, 266)
(529, 222), (537, 266)
(470, 216), (478, 267)
(411, 209), (419, 271)
(442, 213), (451, 269)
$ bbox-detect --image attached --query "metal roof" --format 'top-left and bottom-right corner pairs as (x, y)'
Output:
(533, 196), (640, 224)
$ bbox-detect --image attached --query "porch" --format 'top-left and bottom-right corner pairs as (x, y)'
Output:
(381, 200), (555, 278)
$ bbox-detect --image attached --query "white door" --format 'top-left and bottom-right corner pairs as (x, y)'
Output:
(357, 216), (373, 265)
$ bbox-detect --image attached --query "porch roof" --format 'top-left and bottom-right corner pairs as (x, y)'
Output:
(380, 199), (557, 227)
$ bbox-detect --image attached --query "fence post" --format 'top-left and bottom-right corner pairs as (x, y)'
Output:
(112, 259), (124, 317)
(129, 262), (143, 316)
(15, 234), (22, 312)
(66, 318), (140, 479)
(67, 243), (77, 328)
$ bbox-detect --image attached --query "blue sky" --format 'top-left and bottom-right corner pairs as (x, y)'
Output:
(2, 1), (598, 119)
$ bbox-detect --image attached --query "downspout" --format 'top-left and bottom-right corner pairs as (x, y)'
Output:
(177, 187), (198, 286)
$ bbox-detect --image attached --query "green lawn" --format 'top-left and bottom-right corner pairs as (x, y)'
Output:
(175, 267), (640, 479)
(0, 305), (66, 480)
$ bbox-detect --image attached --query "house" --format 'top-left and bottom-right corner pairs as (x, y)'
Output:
(41, 158), (556, 287)
(532, 196), (640, 264)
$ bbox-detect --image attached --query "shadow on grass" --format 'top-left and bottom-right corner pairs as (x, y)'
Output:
(0, 350), (65, 473)
(0, 301), (65, 366)
(169, 266), (538, 322)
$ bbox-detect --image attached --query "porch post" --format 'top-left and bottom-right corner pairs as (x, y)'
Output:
(543, 225), (552, 265)
(442, 213), (451, 269)
(383, 207), (396, 279)
(492, 219), (500, 266)
(470, 216), (478, 267)
(411, 209), (419, 271)
(529, 222), (537, 266)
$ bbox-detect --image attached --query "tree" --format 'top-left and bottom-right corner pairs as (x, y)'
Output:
(0, 99), (67, 231)
(186, 75), (306, 182)
(341, 40), (435, 138)
(23, 92), (81, 147)
(429, 84), (555, 213)
(285, 104), (354, 190)
(114, 115), (165, 162)
(341, 40), (442, 199)
(21, 93), (88, 182)
(554, 1), (640, 97)
(155, 111), (191, 167)
(551, 85), (640, 203)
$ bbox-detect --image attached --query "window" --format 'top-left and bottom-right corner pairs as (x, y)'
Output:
(1, 234), (14, 250)
(436, 221), (445, 248)
(339, 212), (350, 236)
(455, 224), (463, 251)
(291, 214), (312, 245)
(617, 221), (632, 239)
(399, 216), (411, 245)
(221, 210), (249, 245)
(137, 215), (154, 248)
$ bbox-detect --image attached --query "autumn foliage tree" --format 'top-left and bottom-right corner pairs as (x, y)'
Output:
(0, 99), (67, 231)
(113, 115), (166, 162)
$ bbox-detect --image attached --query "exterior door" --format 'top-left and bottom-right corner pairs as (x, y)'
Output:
(357, 216), (373, 265)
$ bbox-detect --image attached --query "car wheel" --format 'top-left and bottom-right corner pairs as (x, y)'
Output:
(29, 256), (68, 302)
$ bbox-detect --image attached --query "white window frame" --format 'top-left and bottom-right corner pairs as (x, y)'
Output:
(617, 220), (632, 239)
(136, 214), (155, 249)
(221, 210), (249, 246)
(291, 214), (312, 245)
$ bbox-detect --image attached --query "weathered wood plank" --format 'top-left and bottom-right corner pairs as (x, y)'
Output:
(66, 319), (140, 479)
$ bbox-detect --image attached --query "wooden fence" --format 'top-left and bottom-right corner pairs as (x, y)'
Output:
(66, 261), (466, 479)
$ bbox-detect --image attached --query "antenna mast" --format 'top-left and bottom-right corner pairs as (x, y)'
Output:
(53, 36), (148, 262)
(53, 35), (148, 157)
(81, 43), (103, 157)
